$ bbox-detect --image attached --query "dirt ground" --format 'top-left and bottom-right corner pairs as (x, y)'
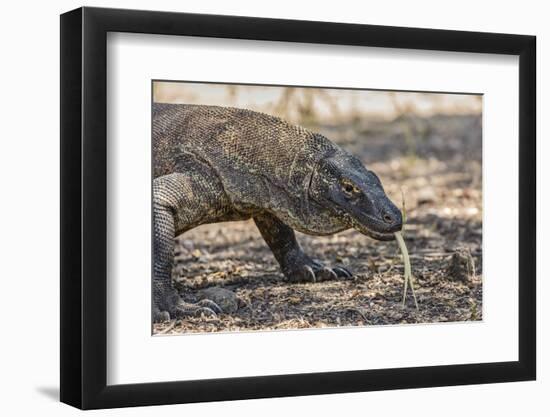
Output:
(153, 113), (482, 335)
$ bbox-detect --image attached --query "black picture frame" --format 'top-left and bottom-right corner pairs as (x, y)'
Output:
(60, 6), (536, 410)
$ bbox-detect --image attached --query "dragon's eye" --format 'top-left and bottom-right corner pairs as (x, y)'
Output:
(342, 181), (358, 195)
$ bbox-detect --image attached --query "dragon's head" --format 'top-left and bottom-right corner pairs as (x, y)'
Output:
(309, 152), (402, 241)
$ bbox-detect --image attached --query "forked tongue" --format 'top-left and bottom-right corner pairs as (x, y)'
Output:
(394, 231), (418, 310)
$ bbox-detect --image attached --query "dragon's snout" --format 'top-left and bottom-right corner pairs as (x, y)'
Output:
(354, 200), (403, 241)
(339, 169), (403, 241)
(379, 202), (403, 232)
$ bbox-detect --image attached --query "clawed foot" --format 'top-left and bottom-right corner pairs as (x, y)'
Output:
(283, 258), (352, 283)
(176, 298), (223, 317)
(154, 297), (223, 323)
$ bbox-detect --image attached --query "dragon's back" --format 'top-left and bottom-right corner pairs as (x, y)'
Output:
(152, 103), (339, 222)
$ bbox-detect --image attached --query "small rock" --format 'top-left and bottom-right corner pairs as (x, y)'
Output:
(179, 239), (194, 251)
(416, 188), (436, 205)
(198, 287), (240, 313)
(388, 310), (404, 320)
(446, 248), (475, 282)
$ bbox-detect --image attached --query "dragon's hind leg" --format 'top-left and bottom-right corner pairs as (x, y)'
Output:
(254, 212), (352, 283)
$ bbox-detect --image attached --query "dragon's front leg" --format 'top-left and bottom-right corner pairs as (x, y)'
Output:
(152, 174), (223, 322)
(254, 212), (352, 283)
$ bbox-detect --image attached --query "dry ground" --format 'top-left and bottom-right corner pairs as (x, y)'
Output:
(154, 114), (482, 334)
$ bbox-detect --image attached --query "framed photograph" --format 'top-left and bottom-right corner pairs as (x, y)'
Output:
(60, 6), (536, 409)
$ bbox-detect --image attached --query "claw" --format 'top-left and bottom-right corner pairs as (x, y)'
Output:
(197, 299), (223, 315)
(195, 307), (218, 318)
(285, 262), (353, 283)
(311, 259), (324, 269)
(333, 266), (353, 279)
(318, 267), (338, 281)
(304, 265), (316, 282)
(174, 303), (218, 318)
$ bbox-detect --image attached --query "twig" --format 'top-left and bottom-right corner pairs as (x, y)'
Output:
(158, 320), (177, 335)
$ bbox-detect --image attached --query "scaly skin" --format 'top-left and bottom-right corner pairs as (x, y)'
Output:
(152, 104), (402, 322)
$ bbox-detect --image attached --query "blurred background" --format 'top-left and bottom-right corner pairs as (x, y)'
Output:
(153, 81), (483, 333)
(154, 82), (481, 123)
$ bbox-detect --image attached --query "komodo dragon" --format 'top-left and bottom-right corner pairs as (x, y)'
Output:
(153, 104), (403, 322)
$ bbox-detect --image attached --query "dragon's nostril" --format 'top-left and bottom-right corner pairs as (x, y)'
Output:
(383, 213), (393, 224)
